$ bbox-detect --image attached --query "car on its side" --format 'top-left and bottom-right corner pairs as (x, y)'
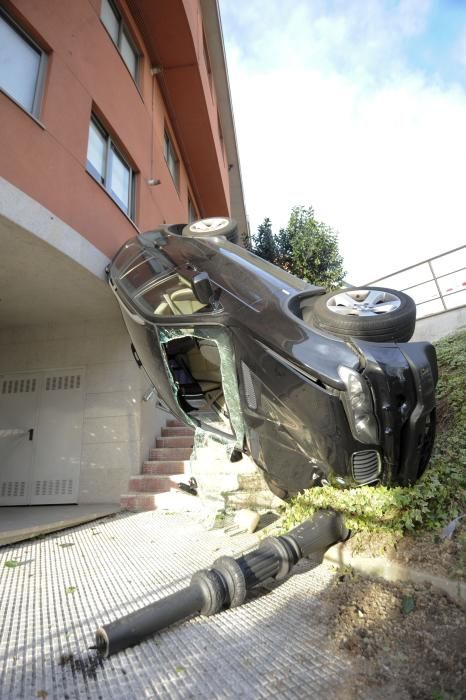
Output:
(107, 217), (437, 497)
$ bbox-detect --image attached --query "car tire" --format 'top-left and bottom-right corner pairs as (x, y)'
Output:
(311, 286), (416, 342)
(182, 217), (239, 243)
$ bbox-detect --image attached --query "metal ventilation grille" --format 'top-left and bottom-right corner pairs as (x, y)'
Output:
(34, 479), (74, 496)
(241, 362), (257, 409)
(45, 375), (81, 391)
(1, 481), (26, 497)
(352, 450), (381, 484)
(1, 378), (37, 394)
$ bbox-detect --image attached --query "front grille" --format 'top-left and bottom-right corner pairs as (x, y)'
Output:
(352, 450), (381, 484)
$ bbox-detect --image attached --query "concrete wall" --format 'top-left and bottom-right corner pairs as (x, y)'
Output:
(0, 319), (165, 503)
(412, 306), (466, 343)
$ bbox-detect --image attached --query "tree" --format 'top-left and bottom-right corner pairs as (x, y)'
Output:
(285, 206), (345, 289)
(275, 226), (292, 271)
(250, 217), (276, 263)
(251, 206), (345, 289)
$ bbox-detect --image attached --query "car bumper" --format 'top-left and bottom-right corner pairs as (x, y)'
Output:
(354, 339), (438, 486)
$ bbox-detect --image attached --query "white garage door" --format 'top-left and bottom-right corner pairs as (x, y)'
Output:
(0, 369), (85, 505)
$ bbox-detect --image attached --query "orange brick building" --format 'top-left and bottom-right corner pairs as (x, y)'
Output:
(0, 0), (247, 506)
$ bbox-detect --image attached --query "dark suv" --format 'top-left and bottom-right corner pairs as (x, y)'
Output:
(107, 217), (437, 497)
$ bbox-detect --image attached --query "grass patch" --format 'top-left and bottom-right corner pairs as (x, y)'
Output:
(282, 329), (466, 537)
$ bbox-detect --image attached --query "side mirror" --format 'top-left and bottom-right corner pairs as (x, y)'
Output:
(192, 272), (214, 305)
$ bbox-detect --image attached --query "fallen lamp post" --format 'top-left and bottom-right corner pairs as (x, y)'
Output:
(95, 510), (348, 657)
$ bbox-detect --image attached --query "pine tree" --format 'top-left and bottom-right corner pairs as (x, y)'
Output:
(275, 227), (292, 271)
(251, 217), (277, 263)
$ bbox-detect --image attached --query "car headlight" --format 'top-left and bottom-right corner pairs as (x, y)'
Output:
(338, 366), (379, 444)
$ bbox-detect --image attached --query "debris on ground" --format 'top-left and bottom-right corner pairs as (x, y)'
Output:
(347, 523), (466, 581)
(318, 569), (466, 700)
(224, 508), (261, 535)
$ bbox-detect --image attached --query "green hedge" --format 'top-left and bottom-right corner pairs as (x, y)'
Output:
(282, 330), (466, 535)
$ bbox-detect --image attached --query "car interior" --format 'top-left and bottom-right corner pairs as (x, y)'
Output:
(163, 335), (233, 436)
(136, 274), (208, 316)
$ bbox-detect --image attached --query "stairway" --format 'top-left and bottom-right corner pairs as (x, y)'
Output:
(120, 419), (195, 511)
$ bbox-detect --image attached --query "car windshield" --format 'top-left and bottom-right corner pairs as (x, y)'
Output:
(121, 257), (173, 295)
(111, 241), (175, 298)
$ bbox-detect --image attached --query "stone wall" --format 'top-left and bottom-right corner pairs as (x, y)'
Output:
(412, 306), (466, 342)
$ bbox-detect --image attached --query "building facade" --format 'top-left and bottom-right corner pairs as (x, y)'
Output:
(0, 0), (247, 506)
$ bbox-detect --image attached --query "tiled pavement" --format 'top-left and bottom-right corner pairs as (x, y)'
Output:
(0, 511), (352, 699)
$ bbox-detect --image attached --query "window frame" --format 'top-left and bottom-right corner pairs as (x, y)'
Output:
(86, 114), (136, 220)
(188, 196), (198, 223)
(217, 111), (225, 163)
(202, 31), (213, 94)
(0, 7), (48, 119)
(134, 272), (221, 319)
(163, 129), (180, 190)
(100, 0), (140, 84)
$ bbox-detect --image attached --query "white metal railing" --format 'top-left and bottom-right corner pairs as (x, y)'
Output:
(0, 428), (31, 438)
(364, 245), (466, 319)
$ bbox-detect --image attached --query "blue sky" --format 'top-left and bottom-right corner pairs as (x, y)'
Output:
(403, 0), (466, 84)
(219, 0), (466, 282)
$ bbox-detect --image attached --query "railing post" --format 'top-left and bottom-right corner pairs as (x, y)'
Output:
(428, 260), (447, 310)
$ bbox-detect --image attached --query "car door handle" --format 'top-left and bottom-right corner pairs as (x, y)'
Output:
(130, 343), (143, 368)
(28, 428), (34, 441)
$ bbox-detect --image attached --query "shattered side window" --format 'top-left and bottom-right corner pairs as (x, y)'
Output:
(159, 326), (244, 449)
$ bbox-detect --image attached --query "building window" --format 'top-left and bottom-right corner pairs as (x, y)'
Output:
(217, 111), (225, 162)
(101, 0), (138, 82)
(188, 197), (198, 223)
(0, 9), (47, 117)
(203, 32), (213, 92)
(164, 130), (179, 189)
(86, 115), (135, 218)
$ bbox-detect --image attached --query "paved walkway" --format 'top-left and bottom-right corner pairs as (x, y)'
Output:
(0, 504), (120, 546)
(0, 511), (351, 699)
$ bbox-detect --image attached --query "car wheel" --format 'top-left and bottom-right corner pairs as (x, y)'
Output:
(311, 286), (416, 342)
(182, 217), (239, 243)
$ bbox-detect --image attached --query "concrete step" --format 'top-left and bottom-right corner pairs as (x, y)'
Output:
(155, 436), (193, 449)
(120, 490), (203, 512)
(150, 447), (193, 461)
(166, 419), (186, 428)
(143, 460), (189, 475)
(161, 426), (194, 437)
(129, 474), (185, 493)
